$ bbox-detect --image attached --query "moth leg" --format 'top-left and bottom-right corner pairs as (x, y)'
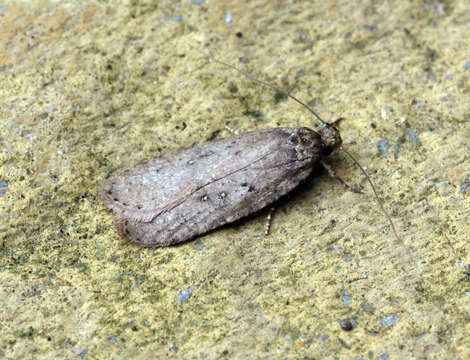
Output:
(264, 207), (276, 235)
(225, 125), (239, 135)
(320, 160), (363, 194)
(332, 117), (345, 127)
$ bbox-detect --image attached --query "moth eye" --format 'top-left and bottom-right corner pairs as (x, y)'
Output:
(322, 147), (333, 156)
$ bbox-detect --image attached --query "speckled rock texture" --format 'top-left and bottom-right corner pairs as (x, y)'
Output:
(0, 1), (469, 359)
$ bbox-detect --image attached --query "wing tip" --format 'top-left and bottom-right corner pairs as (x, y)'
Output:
(113, 214), (168, 248)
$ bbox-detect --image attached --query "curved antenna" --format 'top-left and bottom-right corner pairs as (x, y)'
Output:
(340, 146), (401, 243)
(189, 44), (328, 126)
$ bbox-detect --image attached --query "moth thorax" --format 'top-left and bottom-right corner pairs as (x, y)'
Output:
(319, 124), (342, 156)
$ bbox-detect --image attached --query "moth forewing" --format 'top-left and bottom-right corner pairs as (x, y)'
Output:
(100, 127), (327, 247)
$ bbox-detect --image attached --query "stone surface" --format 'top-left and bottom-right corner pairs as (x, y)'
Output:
(1, 1), (469, 359)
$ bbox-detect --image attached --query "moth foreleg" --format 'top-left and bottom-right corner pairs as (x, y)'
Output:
(264, 207), (276, 235)
(320, 160), (362, 194)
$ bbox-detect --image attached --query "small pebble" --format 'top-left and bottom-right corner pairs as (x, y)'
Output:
(381, 314), (398, 327)
(193, 243), (203, 250)
(178, 286), (195, 305)
(461, 182), (469, 195)
(72, 348), (88, 358)
(377, 139), (390, 157)
(341, 289), (351, 307)
(339, 319), (356, 331)
(406, 129), (419, 143)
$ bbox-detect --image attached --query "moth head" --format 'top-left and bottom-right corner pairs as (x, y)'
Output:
(319, 123), (342, 156)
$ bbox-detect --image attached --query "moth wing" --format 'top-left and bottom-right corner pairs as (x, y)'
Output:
(100, 129), (288, 222)
(112, 128), (322, 247)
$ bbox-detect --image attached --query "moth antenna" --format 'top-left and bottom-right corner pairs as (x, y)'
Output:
(189, 44), (329, 126)
(339, 146), (401, 243)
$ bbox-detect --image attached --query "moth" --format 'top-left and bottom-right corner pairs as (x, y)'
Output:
(99, 49), (399, 247)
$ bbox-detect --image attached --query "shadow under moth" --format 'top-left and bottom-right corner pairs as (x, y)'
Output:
(99, 48), (399, 248)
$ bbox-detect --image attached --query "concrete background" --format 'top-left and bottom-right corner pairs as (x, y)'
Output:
(0, 0), (469, 359)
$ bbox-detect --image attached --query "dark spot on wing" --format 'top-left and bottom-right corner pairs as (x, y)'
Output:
(198, 150), (214, 158)
(241, 183), (255, 192)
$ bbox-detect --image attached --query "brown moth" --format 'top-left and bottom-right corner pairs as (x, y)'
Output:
(100, 125), (341, 247)
(99, 49), (399, 247)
